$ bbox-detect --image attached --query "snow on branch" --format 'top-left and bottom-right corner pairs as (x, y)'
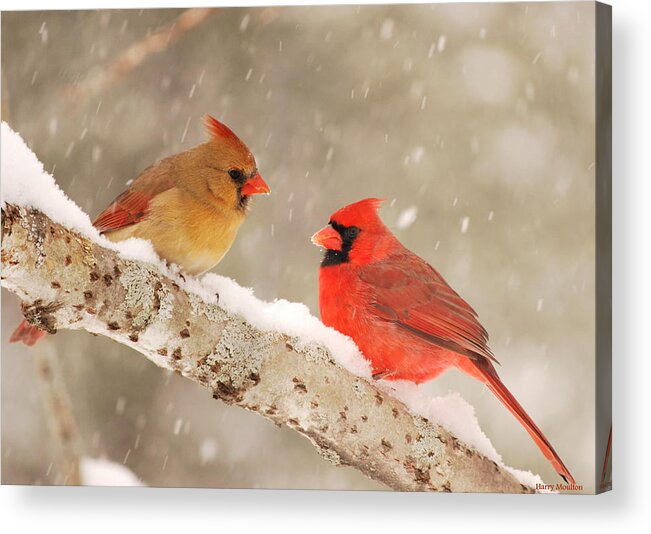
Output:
(1, 123), (538, 492)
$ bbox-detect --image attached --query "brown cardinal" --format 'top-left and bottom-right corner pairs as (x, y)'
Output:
(10, 115), (270, 346)
(311, 198), (575, 484)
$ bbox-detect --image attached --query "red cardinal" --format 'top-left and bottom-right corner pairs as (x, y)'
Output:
(311, 198), (575, 484)
(10, 115), (270, 346)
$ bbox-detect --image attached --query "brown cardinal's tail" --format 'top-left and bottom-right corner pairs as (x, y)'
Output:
(9, 320), (47, 346)
(471, 362), (576, 485)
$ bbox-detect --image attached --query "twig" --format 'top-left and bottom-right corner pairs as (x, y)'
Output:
(66, 8), (217, 108)
(33, 341), (83, 485)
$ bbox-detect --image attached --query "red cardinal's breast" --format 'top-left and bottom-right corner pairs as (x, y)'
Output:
(318, 263), (453, 383)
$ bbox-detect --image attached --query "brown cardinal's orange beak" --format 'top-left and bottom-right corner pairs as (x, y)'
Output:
(311, 225), (343, 251)
(241, 173), (270, 196)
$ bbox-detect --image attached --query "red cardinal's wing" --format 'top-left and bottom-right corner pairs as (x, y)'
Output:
(93, 163), (175, 233)
(360, 251), (498, 366)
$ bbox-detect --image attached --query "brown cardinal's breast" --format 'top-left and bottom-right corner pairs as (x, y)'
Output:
(105, 189), (245, 276)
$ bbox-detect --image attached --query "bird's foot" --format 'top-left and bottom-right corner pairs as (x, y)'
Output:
(372, 370), (394, 380)
(163, 260), (186, 282)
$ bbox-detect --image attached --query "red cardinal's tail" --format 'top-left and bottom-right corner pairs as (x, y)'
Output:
(9, 320), (47, 346)
(471, 362), (576, 485)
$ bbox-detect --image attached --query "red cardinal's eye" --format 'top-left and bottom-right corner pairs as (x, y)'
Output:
(346, 226), (360, 239)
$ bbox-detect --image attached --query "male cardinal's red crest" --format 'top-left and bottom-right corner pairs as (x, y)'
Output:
(11, 115), (270, 346)
(312, 198), (575, 485)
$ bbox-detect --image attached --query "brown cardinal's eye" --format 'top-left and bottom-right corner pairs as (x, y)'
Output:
(229, 169), (244, 182)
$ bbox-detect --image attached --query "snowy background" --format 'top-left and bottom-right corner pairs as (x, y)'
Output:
(1, 3), (596, 491)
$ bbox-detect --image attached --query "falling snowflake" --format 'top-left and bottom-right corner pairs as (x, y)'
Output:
(397, 206), (418, 229)
(380, 18), (394, 40)
(410, 146), (425, 164)
(115, 397), (126, 415)
(199, 438), (219, 464)
(239, 14), (250, 32)
(460, 216), (470, 234)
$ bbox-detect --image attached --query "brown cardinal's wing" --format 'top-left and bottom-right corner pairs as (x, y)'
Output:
(359, 251), (498, 365)
(93, 163), (175, 233)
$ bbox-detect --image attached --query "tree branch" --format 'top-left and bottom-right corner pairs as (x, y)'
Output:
(1, 203), (533, 493)
(33, 341), (83, 485)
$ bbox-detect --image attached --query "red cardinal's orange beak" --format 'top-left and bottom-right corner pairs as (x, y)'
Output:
(241, 173), (270, 196)
(311, 225), (342, 251)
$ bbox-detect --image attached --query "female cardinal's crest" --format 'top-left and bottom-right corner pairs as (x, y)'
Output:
(203, 114), (249, 153)
(330, 198), (386, 229)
